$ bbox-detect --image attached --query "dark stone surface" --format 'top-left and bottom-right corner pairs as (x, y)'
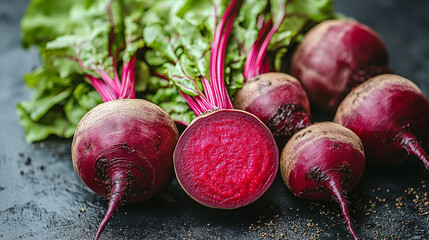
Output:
(0, 0), (428, 239)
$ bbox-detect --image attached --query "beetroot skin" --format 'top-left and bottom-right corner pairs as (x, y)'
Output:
(334, 74), (429, 169)
(233, 72), (311, 147)
(280, 122), (365, 239)
(72, 99), (179, 238)
(174, 109), (279, 209)
(291, 19), (391, 112)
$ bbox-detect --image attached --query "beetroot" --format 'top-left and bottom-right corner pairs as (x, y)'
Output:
(334, 74), (429, 169)
(172, 0), (278, 209)
(290, 19), (391, 112)
(233, 3), (311, 147)
(72, 99), (178, 239)
(233, 73), (311, 146)
(280, 122), (365, 239)
(69, 17), (179, 239)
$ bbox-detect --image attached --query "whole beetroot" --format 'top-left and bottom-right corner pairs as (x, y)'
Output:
(334, 74), (429, 169)
(72, 99), (179, 239)
(280, 122), (365, 239)
(291, 19), (391, 112)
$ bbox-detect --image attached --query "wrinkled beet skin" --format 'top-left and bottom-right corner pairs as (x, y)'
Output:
(72, 99), (179, 203)
(287, 138), (365, 201)
(174, 109), (279, 209)
(244, 80), (310, 124)
(335, 79), (429, 166)
(291, 19), (390, 112)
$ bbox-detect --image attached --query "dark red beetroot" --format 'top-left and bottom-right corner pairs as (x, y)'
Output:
(233, 3), (311, 147)
(69, 13), (179, 238)
(290, 19), (391, 112)
(72, 99), (178, 239)
(234, 73), (311, 147)
(173, 0), (278, 209)
(280, 122), (365, 239)
(334, 74), (429, 169)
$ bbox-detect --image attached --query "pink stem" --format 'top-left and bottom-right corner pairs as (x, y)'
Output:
(180, 0), (243, 115)
(96, 68), (121, 97)
(243, 0), (286, 81)
(180, 91), (204, 116)
(210, 0), (242, 110)
(86, 75), (116, 102)
(112, 50), (122, 88)
(71, 1), (136, 103)
(120, 55), (137, 99)
(244, 19), (272, 80)
(201, 76), (215, 105)
(217, 5), (239, 109)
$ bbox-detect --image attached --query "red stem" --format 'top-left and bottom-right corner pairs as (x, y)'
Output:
(71, 0), (136, 103)
(86, 75), (116, 102)
(120, 55), (137, 99)
(243, 0), (286, 81)
(181, 0), (243, 115)
(244, 19), (273, 80)
(85, 53), (136, 102)
(96, 68), (121, 97)
(326, 173), (358, 240)
(112, 50), (122, 88)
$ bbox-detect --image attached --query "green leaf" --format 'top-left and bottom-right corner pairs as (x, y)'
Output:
(21, 0), (86, 48)
(19, 0), (336, 140)
(17, 104), (76, 143)
(167, 63), (199, 96)
(19, 87), (73, 122)
(16, 66), (101, 142)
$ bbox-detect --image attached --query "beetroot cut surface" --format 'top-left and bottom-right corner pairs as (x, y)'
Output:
(174, 109), (279, 209)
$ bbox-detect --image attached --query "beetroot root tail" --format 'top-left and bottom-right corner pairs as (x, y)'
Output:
(327, 175), (358, 240)
(396, 131), (429, 170)
(94, 172), (128, 240)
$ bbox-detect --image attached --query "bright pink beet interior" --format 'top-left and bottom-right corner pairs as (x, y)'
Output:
(174, 110), (278, 209)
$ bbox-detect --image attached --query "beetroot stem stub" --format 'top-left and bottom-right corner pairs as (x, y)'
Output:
(173, 109), (279, 209)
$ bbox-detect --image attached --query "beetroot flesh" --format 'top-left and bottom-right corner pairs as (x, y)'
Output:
(174, 109), (278, 209)
(280, 122), (365, 240)
(72, 99), (179, 239)
(291, 19), (391, 112)
(234, 73), (311, 147)
(334, 74), (429, 169)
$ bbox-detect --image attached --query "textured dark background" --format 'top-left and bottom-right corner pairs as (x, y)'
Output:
(1, 0), (429, 239)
